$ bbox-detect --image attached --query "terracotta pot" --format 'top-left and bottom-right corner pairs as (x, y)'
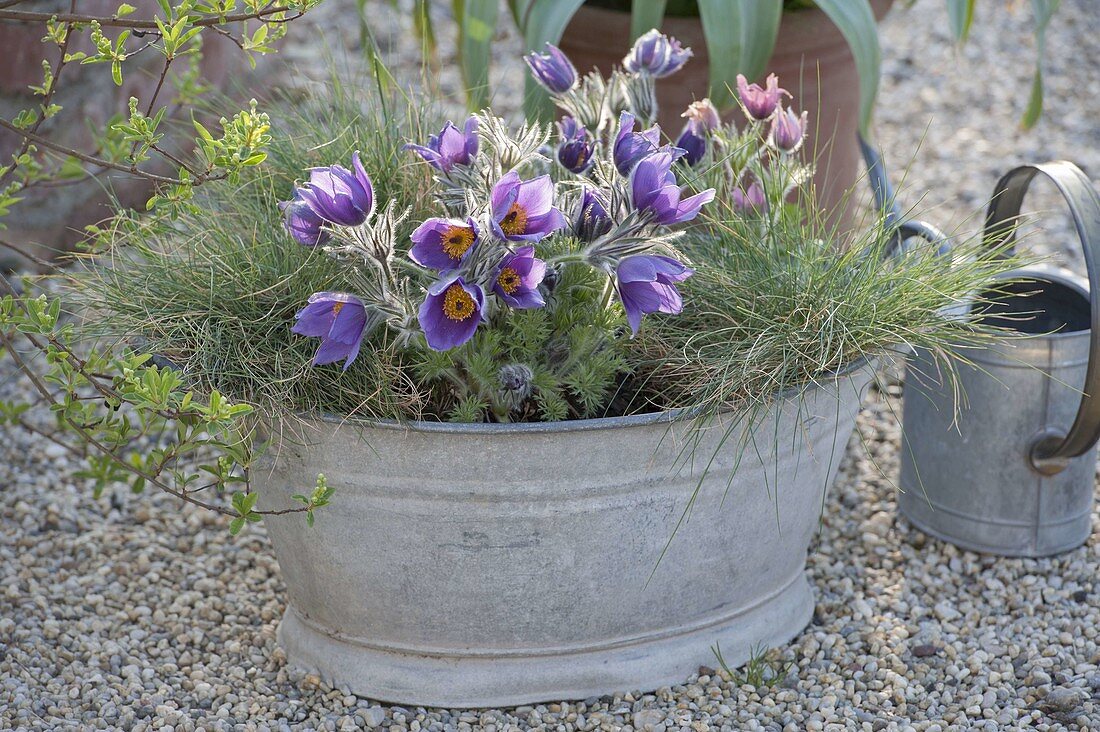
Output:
(558, 1), (894, 233)
(0, 1), (244, 268)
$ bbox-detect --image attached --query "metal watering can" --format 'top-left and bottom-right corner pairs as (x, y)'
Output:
(863, 147), (1100, 556)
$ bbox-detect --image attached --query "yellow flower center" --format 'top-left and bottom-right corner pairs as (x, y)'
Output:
(332, 302), (345, 316)
(497, 266), (521, 295)
(499, 203), (528, 236)
(442, 283), (477, 322)
(441, 225), (476, 260)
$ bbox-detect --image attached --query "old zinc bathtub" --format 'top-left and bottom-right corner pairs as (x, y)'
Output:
(258, 362), (874, 707)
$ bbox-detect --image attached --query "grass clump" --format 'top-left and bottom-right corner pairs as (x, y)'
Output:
(71, 68), (1020, 426)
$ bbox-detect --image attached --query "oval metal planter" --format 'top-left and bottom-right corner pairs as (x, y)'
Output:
(258, 363), (874, 708)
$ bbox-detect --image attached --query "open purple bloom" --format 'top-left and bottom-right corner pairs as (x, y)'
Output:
(295, 152), (374, 227)
(771, 106), (808, 153)
(494, 246), (547, 309)
(418, 274), (485, 351)
(279, 193), (330, 246)
(616, 255), (693, 336)
(490, 171), (567, 243)
(732, 182), (768, 214)
(623, 30), (692, 78)
(737, 73), (789, 121)
(524, 43), (578, 94)
(574, 187), (612, 242)
(675, 120), (706, 167)
(291, 292), (370, 370)
(630, 150), (715, 226)
(409, 216), (480, 270)
(613, 111), (661, 175)
(403, 117), (479, 172)
(557, 116), (595, 174)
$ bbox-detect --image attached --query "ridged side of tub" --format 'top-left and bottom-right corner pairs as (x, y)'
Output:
(258, 365), (873, 707)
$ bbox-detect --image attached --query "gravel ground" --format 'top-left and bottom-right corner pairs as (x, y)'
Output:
(3, 0), (1100, 730)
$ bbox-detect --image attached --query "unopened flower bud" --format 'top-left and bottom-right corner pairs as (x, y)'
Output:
(524, 44), (578, 94)
(681, 99), (721, 133)
(498, 363), (534, 405)
(771, 106), (808, 153)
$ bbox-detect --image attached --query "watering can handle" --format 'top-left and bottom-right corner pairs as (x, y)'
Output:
(859, 135), (952, 257)
(984, 161), (1100, 471)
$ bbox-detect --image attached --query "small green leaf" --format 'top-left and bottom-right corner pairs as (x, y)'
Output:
(229, 516), (245, 535)
(946, 0), (976, 43)
(1021, 0), (1060, 129)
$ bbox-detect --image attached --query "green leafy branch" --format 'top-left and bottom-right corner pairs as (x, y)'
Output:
(0, 288), (331, 530)
(0, 0), (318, 229)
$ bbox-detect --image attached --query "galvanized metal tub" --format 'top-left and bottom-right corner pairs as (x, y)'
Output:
(258, 363), (873, 708)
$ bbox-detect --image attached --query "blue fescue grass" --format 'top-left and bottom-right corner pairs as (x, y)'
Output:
(70, 66), (1025, 424)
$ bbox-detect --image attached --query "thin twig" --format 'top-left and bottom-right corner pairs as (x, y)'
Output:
(14, 416), (87, 458)
(0, 0), (78, 190)
(4, 318), (307, 518)
(0, 5), (294, 29)
(0, 327), (235, 516)
(0, 118), (217, 186)
(0, 237), (58, 271)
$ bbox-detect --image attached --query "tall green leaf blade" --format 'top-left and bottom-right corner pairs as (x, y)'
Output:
(946, 0), (976, 42)
(516, 0), (585, 120)
(696, 0), (742, 110)
(412, 0), (437, 56)
(1021, 0), (1060, 129)
(630, 0), (668, 41)
(736, 2), (782, 83)
(695, 1), (780, 110)
(459, 0), (499, 111)
(813, 0), (880, 134)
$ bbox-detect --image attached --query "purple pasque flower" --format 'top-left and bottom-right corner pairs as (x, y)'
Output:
(494, 246), (547, 309)
(403, 117), (479, 172)
(409, 216), (480, 270)
(418, 274), (485, 351)
(630, 150), (715, 226)
(574, 187), (612, 242)
(771, 105), (809, 153)
(731, 182), (768, 214)
(279, 193), (330, 246)
(291, 292), (370, 370)
(675, 121), (706, 167)
(736, 73), (789, 121)
(556, 116), (595, 174)
(490, 170), (567, 243)
(524, 43), (578, 94)
(623, 30), (692, 78)
(613, 111), (661, 175)
(295, 151), (375, 227)
(615, 255), (693, 336)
